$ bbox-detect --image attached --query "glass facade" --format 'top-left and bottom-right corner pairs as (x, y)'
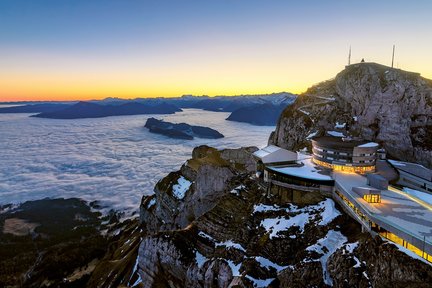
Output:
(313, 158), (375, 173)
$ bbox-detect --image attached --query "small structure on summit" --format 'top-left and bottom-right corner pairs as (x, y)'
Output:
(311, 136), (379, 174)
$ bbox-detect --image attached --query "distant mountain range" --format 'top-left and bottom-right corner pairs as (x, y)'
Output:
(226, 104), (289, 126)
(30, 101), (181, 119)
(0, 103), (71, 113)
(0, 92), (297, 124)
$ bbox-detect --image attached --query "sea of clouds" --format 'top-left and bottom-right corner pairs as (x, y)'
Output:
(0, 109), (274, 214)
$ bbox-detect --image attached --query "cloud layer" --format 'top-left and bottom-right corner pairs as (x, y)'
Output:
(0, 109), (274, 214)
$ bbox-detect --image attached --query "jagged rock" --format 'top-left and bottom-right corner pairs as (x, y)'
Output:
(140, 146), (258, 233)
(278, 262), (325, 288)
(137, 145), (432, 288)
(137, 230), (195, 288)
(328, 236), (432, 288)
(270, 62), (432, 168)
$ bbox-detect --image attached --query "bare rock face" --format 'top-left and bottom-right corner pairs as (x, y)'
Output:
(139, 145), (257, 233)
(328, 236), (432, 288)
(270, 62), (432, 168)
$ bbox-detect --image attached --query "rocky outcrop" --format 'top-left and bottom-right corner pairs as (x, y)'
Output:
(137, 145), (432, 287)
(270, 62), (432, 168)
(139, 145), (257, 233)
(328, 236), (432, 288)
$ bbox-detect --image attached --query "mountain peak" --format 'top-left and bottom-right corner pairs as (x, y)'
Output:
(270, 63), (432, 168)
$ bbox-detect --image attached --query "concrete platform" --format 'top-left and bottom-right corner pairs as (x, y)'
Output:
(333, 171), (432, 256)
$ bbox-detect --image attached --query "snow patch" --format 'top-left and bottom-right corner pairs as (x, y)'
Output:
(146, 198), (156, 209)
(261, 213), (311, 238)
(195, 251), (208, 269)
(259, 199), (341, 239)
(254, 256), (288, 272)
(327, 131), (344, 137)
(226, 259), (242, 276)
(198, 231), (215, 242)
(172, 176), (191, 200)
(245, 275), (275, 288)
(253, 203), (296, 214)
(318, 198), (342, 225)
(298, 108), (310, 116)
(353, 256), (361, 268)
(335, 122), (346, 129)
(307, 131), (318, 140)
(306, 230), (347, 286)
(216, 240), (246, 252)
(344, 242), (359, 254)
(128, 254), (142, 287)
(358, 142), (379, 148)
(230, 185), (245, 196)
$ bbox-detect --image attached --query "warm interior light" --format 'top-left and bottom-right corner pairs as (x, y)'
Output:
(363, 194), (381, 203)
(312, 158), (375, 174)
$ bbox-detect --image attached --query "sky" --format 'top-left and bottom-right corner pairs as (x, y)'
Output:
(1, 0), (432, 101)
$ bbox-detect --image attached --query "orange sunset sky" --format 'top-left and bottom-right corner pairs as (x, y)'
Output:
(1, 0), (431, 102)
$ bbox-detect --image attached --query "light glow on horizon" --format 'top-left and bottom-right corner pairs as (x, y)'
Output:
(1, 0), (432, 102)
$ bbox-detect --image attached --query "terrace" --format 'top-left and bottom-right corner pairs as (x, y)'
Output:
(333, 171), (432, 263)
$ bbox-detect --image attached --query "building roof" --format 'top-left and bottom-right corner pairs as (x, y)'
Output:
(253, 145), (297, 164)
(268, 158), (333, 182)
(334, 171), (432, 255)
(389, 160), (432, 182)
(352, 186), (381, 197)
(312, 136), (378, 150)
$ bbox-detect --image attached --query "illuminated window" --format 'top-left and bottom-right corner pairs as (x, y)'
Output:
(313, 158), (375, 173)
(363, 194), (381, 203)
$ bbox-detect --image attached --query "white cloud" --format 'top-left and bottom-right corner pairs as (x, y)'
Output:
(0, 109), (274, 215)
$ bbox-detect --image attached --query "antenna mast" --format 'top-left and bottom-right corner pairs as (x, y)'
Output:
(348, 46), (351, 65)
(391, 45), (395, 68)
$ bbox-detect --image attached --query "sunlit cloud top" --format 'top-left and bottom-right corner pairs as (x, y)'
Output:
(1, 0), (432, 101)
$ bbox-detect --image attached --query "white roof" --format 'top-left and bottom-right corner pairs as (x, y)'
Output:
(389, 160), (432, 181)
(253, 145), (297, 164)
(269, 158), (333, 181)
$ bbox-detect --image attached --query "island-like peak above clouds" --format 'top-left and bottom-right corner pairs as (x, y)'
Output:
(270, 62), (432, 168)
(144, 117), (224, 140)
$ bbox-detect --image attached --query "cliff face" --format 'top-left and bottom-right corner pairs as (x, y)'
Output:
(270, 63), (432, 168)
(137, 145), (432, 287)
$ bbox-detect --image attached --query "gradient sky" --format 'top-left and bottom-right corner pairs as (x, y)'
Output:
(1, 0), (432, 101)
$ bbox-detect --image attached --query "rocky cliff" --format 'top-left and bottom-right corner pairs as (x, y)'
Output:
(137, 145), (432, 287)
(269, 62), (432, 168)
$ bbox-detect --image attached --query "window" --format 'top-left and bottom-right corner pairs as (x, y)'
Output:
(363, 194), (381, 203)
